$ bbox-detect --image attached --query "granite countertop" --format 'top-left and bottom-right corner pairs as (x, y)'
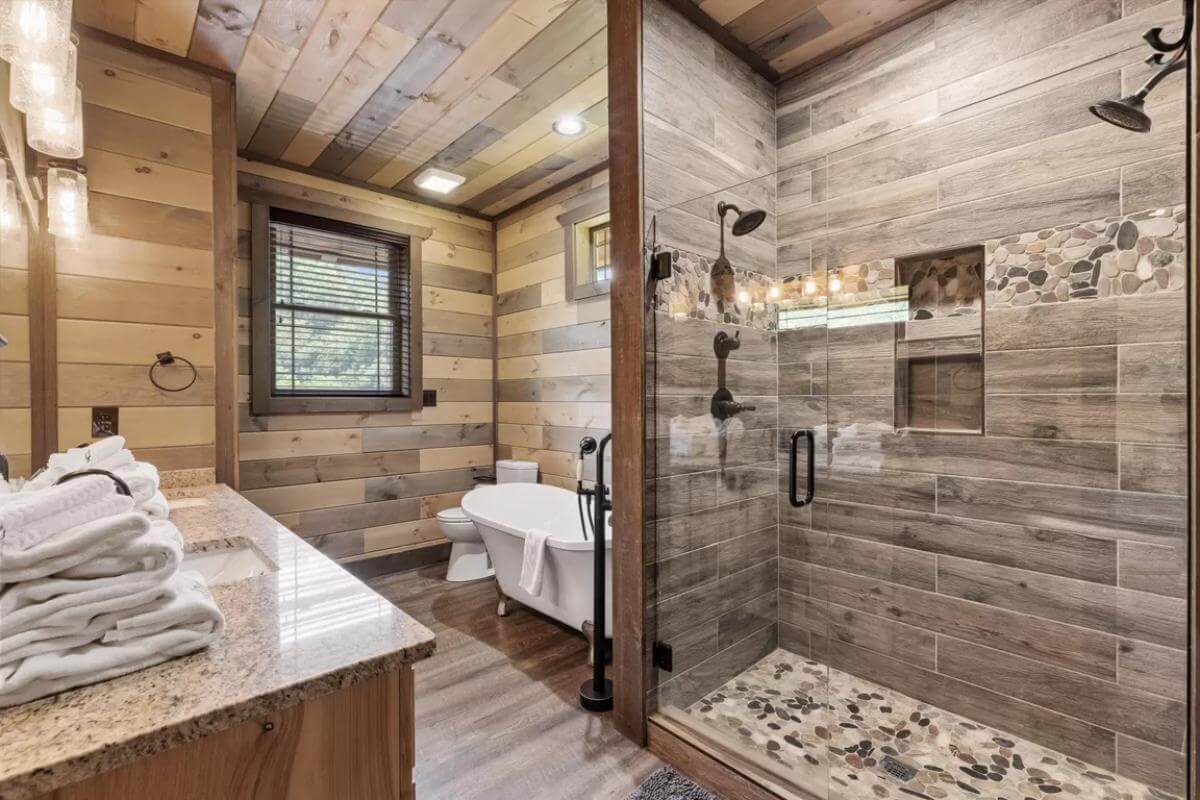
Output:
(0, 483), (437, 800)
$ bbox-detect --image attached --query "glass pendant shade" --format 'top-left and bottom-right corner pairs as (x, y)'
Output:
(0, 0), (73, 74)
(27, 84), (81, 158)
(10, 33), (76, 114)
(47, 165), (87, 239)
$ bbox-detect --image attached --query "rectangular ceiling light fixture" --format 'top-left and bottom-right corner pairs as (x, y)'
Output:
(415, 168), (465, 194)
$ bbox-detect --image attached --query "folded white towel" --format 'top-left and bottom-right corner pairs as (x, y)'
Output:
(23, 438), (133, 492)
(0, 511), (150, 585)
(111, 462), (160, 505)
(142, 491), (170, 520)
(518, 528), (552, 597)
(0, 475), (134, 552)
(0, 574), (223, 708)
(0, 522), (182, 638)
(104, 571), (224, 643)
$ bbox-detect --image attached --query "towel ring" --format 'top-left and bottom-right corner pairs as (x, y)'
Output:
(54, 468), (133, 497)
(149, 351), (198, 393)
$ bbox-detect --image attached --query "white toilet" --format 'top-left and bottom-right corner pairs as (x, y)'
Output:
(438, 459), (538, 582)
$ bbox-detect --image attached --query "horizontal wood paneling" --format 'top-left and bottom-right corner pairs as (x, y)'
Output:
(236, 163), (495, 563)
(495, 173), (609, 485)
(58, 39), (216, 472)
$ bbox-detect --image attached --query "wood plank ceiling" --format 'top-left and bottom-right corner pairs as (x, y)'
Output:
(74, 0), (609, 218)
(688, 0), (952, 79)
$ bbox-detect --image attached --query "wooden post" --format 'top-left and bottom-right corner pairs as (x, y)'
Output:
(210, 75), (239, 488)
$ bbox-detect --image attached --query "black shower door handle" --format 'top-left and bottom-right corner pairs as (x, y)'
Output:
(789, 429), (815, 508)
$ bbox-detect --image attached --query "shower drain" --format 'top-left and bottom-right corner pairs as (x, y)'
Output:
(881, 755), (918, 782)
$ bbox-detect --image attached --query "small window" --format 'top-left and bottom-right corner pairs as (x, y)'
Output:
(590, 223), (612, 282)
(251, 204), (424, 415)
(559, 199), (611, 301)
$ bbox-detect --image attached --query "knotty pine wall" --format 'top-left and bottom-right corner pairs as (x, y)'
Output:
(494, 171), (610, 489)
(235, 160), (496, 564)
(54, 36), (218, 473)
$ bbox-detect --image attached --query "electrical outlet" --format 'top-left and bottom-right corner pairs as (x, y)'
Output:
(91, 407), (119, 438)
(423, 389), (438, 407)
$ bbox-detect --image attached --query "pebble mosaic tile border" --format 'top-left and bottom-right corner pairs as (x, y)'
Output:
(986, 205), (1186, 308)
(682, 649), (1180, 800)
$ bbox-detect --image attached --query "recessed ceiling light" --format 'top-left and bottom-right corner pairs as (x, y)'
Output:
(552, 115), (585, 136)
(415, 168), (465, 194)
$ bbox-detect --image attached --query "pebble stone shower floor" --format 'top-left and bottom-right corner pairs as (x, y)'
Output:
(683, 649), (1179, 800)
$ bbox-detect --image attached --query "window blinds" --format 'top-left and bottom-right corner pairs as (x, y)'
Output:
(269, 208), (412, 397)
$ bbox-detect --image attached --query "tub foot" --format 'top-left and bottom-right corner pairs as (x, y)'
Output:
(496, 581), (511, 617)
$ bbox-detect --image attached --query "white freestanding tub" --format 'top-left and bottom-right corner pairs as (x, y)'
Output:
(461, 483), (612, 637)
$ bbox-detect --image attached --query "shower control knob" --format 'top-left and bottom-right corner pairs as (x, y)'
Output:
(711, 387), (755, 420)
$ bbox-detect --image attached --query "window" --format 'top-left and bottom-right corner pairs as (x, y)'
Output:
(590, 223), (612, 282)
(558, 199), (611, 302)
(250, 202), (425, 415)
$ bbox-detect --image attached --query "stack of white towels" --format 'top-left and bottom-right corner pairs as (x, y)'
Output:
(0, 437), (224, 708)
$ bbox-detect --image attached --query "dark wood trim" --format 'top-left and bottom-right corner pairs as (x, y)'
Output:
(497, 161), (610, 222)
(657, 0), (778, 83)
(558, 198), (612, 302)
(609, 0), (647, 745)
(774, 0), (959, 85)
(238, 153), (492, 224)
(73, 23), (236, 84)
(27, 165), (55, 467)
(647, 720), (788, 800)
(247, 197), (425, 416)
(211, 75), (239, 488)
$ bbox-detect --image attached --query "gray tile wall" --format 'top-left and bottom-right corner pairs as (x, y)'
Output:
(774, 0), (1189, 793)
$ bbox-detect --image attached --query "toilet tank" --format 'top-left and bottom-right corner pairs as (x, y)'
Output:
(495, 459), (538, 484)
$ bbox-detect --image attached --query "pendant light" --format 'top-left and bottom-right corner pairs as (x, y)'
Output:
(0, 0), (73, 74)
(10, 32), (76, 114)
(27, 83), (82, 158)
(46, 162), (87, 239)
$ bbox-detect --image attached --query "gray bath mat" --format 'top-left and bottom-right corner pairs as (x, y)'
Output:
(627, 767), (723, 800)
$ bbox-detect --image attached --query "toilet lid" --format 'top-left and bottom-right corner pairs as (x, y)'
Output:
(436, 506), (470, 523)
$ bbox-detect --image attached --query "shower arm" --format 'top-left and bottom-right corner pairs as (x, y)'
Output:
(1134, 47), (1187, 100)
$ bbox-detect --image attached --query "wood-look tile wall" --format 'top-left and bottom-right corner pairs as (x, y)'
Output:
(643, 0), (777, 277)
(235, 160), (496, 564)
(0, 218), (30, 478)
(494, 171), (610, 489)
(772, 0), (1188, 792)
(643, 0), (783, 711)
(55, 37), (217, 472)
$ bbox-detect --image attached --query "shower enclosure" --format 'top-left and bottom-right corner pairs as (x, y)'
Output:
(638, 1), (1191, 797)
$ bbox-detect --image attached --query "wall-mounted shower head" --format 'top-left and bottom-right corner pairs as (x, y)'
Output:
(1089, 95), (1151, 132)
(717, 201), (765, 236)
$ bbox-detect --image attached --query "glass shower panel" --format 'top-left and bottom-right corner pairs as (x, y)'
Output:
(645, 172), (835, 800)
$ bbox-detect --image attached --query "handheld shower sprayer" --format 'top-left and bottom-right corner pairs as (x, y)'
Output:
(576, 437), (598, 541)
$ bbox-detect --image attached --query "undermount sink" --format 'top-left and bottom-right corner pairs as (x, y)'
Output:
(182, 545), (274, 586)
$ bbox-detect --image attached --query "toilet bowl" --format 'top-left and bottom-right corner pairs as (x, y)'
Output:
(438, 506), (493, 582)
(438, 460), (539, 582)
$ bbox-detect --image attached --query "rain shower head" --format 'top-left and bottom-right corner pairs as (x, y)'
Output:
(1089, 94), (1151, 133)
(717, 201), (766, 236)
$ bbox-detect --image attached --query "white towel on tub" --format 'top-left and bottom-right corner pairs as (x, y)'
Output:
(518, 528), (552, 597)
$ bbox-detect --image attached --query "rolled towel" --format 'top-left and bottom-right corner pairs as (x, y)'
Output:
(0, 475), (134, 552)
(0, 522), (182, 638)
(0, 575), (223, 708)
(0, 511), (150, 585)
(142, 491), (170, 520)
(518, 528), (551, 597)
(111, 462), (160, 505)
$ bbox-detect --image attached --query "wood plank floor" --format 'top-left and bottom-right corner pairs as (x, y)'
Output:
(371, 565), (662, 800)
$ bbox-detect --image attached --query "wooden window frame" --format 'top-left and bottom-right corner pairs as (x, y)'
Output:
(247, 190), (429, 415)
(559, 199), (612, 302)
